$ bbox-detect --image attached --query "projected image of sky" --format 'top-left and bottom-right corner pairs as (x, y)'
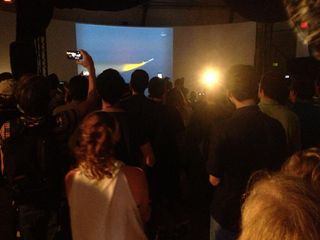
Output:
(76, 23), (173, 82)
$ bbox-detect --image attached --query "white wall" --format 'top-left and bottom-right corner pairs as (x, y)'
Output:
(174, 22), (256, 90)
(0, 11), (15, 73)
(46, 19), (77, 80)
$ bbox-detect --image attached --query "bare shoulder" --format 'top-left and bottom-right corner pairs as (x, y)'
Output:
(65, 168), (79, 197)
(122, 165), (144, 174)
(65, 168), (78, 182)
(121, 166), (146, 182)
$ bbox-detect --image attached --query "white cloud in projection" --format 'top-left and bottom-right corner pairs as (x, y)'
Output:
(76, 23), (173, 82)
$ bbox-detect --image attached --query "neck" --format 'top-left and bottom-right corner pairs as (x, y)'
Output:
(150, 97), (163, 103)
(70, 99), (81, 104)
(260, 95), (275, 102)
(234, 99), (256, 109)
(101, 101), (124, 112)
(259, 90), (275, 103)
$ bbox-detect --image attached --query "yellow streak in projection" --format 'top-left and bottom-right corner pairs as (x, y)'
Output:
(121, 58), (154, 72)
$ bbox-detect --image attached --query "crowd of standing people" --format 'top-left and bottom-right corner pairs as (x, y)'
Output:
(1, 48), (320, 240)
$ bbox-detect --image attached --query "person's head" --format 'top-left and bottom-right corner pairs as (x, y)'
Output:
(0, 74), (16, 107)
(164, 77), (173, 91)
(130, 69), (149, 95)
(240, 173), (320, 240)
(96, 69), (126, 105)
(15, 74), (51, 117)
(166, 88), (187, 108)
(74, 111), (120, 180)
(148, 76), (166, 99)
(68, 75), (88, 102)
(174, 77), (184, 88)
(282, 147), (320, 193)
(224, 65), (259, 102)
(0, 72), (13, 81)
(47, 73), (59, 90)
(289, 74), (315, 103)
(259, 71), (290, 104)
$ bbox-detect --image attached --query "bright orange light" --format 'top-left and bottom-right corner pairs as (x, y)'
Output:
(3, 0), (13, 3)
(202, 68), (220, 88)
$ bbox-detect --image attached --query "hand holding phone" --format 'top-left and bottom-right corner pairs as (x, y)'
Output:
(66, 50), (83, 60)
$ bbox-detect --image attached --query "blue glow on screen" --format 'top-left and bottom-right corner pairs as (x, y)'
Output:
(76, 23), (173, 82)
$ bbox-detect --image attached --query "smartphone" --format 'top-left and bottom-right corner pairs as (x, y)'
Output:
(82, 70), (90, 76)
(157, 73), (163, 78)
(66, 50), (82, 60)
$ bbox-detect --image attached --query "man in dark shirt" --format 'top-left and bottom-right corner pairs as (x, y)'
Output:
(147, 77), (185, 200)
(289, 75), (320, 149)
(96, 68), (155, 167)
(146, 77), (185, 238)
(120, 69), (155, 152)
(207, 65), (287, 240)
(121, 69), (154, 121)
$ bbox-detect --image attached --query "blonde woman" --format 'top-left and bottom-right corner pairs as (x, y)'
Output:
(65, 111), (150, 240)
(240, 173), (320, 240)
(282, 147), (320, 193)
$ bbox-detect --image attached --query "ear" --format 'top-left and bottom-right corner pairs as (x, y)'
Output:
(226, 89), (232, 98)
(226, 90), (233, 100)
(129, 83), (133, 92)
(289, 89), (297, 103)
(258, 86), (264, 98)
(112, 121), (121, 144)
(289, 89), (297, 97)
(226, 91), (236, 105)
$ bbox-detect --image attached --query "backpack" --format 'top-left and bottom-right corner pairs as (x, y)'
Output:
(2, 117), (63, 205)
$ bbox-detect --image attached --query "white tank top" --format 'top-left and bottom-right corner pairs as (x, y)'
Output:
(68, 161), (147, 240)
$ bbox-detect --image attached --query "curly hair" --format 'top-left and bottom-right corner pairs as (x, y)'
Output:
(74, 111), (119, 180)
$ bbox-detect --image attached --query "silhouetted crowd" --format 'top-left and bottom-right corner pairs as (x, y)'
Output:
(1, 52), (320, 240)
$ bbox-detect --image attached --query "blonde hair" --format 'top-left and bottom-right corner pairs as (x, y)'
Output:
(282, 147), (320, 193)
(240, 173), (320, 240)
(74, 111), (118, 180)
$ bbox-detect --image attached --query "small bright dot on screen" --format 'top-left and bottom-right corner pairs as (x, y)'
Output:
(202, 69), (220, 88)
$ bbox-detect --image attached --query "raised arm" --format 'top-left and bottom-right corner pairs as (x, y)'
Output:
(75, 50), (98, 118)
(77, 49), (96, 95)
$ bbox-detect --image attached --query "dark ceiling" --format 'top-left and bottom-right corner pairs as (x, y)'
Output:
(0, 0), (288, 24)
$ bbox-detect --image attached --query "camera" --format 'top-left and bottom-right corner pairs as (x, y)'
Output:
(66, 50), (82, 60)
(82, 70), (90, 76)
